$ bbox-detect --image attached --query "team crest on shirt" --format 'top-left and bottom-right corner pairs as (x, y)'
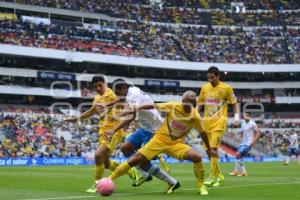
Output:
(171, 120), (186, 132)
(218, 91), (223, 96)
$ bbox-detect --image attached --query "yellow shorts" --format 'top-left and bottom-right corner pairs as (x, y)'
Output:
(203, 130), (225, 149)
(99, 129), (124, 153)
(138, 135), (191, 161)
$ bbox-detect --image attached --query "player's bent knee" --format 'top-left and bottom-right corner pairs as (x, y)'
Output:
(211, 148), (219, 158)
(121, 142), (135, 156)
(184, 149), (202, 162)
(128, 152), (147, 167)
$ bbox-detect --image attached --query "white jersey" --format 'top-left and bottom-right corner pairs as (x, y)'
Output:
(241, 120), (259, 146)
(289, 133), (299, 149)
(126, 87), (163, 132)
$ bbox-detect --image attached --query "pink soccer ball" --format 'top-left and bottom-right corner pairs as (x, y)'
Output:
(96, 178), (115, 196)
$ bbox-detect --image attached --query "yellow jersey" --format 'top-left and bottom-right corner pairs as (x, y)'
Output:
(155, 102), (205, 144)
(92, 88), (123, 134)
(197, 81), (236, 133)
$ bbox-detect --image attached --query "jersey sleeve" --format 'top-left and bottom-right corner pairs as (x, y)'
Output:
(226, 85), (237, 104)
(156, 102), (175, 113)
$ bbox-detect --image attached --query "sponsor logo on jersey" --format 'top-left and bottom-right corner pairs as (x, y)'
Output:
(170, 120), (186, 132)
(205, 98), (221, 106)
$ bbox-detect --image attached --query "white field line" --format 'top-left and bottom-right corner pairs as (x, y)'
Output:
(20, 181), (300, 200)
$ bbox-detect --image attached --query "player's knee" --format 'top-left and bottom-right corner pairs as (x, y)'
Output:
(128, 152), (146, 167)
(184, 150), (202, 162)
(211, 148), (219, 158)
(192, 154), (202, 162)
(121, 142), (135, 157)
(94, 153), (103, 164)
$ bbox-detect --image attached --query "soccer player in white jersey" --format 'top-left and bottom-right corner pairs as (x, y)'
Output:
(284, 130), (299, 165)
(230, 112), (260, 176)
(105, 79), (180, 193)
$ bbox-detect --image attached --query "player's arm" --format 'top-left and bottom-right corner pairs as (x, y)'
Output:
(196, 87), (204, 117)
(123, 103), (157, 114)
(94, 98), (121, 113)
(105, 112), (136, 136)
(227, 86), (239, 127)
(194, 117), (213, 158)
(64, 106), (97, 122)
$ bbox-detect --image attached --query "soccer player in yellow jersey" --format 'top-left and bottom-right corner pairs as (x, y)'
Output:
(197, 66), (239, 187)
(107, 91), (212, 195)
(64, 75), (136, 193)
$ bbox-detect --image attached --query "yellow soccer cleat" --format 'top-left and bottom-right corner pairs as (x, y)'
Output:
(204, 177), (214, 186)
(85, 182), (97, 193)
(212, 174), (225, 187)
(199, 185), (209, 195)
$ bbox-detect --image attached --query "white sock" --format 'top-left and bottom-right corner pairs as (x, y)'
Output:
(147, 165), (177, 185)
(234, 160), (238, 171)
(237, 159), (242, 173)
(241, 164), (247, 174)
(286, 156), (290, 164)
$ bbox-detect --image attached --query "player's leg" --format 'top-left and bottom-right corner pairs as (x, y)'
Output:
(237, 145), (250, 176)
(285, 148), (292, 165)
(157, 154), (171, 173)
(139, 159), (178, 188)
(121, 129), (151, 183)
(134, 134), (178, 188)
(167, 143), (207, 195)
(109, 136), (162, 181)
(105, 132), (138, 180)
(208, 131), (225, 187)
(230, 150), (241, 176)
(123, 129), (178, 187)
(109, 151), (147, 181)
(86, 143), (110, 193)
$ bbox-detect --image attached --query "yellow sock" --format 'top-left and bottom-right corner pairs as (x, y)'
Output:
(109, 161), (132, 180)
(94, 164), (105, 181)
(210, 157), (218, 179)
(215, 160), (222, 177)
(109, 160), (119, 171)
(194, 162), (205, 187)
(159, 156), (170, 173)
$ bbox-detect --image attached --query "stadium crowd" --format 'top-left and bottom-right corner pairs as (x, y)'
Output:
(1, 18), (300, 63)
(0, 111), (99, 158)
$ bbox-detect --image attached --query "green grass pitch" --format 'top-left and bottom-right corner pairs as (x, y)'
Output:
(0, 162), (299, 200)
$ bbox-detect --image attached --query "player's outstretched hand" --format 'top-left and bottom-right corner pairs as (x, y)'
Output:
(64, 116), (78, 123)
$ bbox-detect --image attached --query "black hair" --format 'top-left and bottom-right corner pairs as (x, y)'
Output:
(207, 66), (220, 76)
(112, 79), (130, 90)
(92, 75), (106, 85)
